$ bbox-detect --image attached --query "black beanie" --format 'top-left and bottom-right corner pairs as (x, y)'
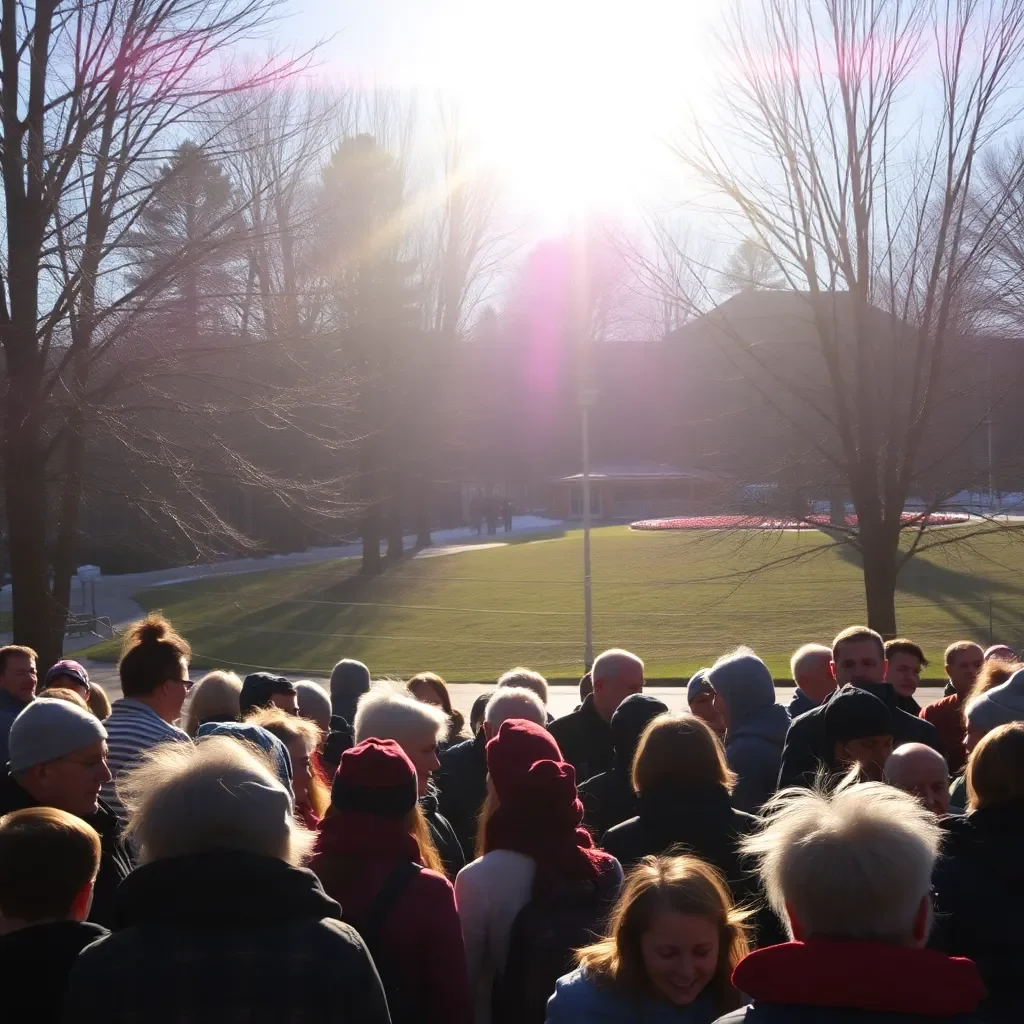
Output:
(239, 672), (295, 717)
(610, 693), (669, 771)
(824, 685), (893, 745)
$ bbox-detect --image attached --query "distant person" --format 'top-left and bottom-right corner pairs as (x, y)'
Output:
(933, 722), (1024, 1023)
(547, 855), (750, 1024)
(497, 666), (550, 709)
(551, 648), (644, 782)
(469, 691), (493, 736)
(408, 671), (468, 747)
(41, 659), (90, 702)
(68, 737), (390, 1024)
(0, 645), (37, 764)
(578, 693), (668, 840)
(0, 698), (130, 926)
(294, 679), (332, 733)
(437, 686), (547, 860)
(578, 671), (593, 704)
(718, 783), (985, 1024)
(0, 807), (107, 1024)
(778, 626), (941, 789)
(922, 641), (984, 774)
(886, 743), (950, 816)
(822, 685), (893, 783)
(182, 669), (242, 736)
(321, 658), (371, 773)
(239, 671), (297, 717)
(708, 648), (790, 813)
(503, 500), (514, 533)
(687, 668), (725, 735)
(884, 638), (928, 715)
(787, 643), (835, 718)
(312, 738), (472, 1024)
(100, 614), (192, 821)
(86, 683), (111, 721)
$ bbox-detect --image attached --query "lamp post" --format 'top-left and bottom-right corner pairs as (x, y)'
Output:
(580, 388), (598, 670)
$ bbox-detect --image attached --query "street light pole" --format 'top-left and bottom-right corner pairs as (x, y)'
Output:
(580, 389), (597, 670)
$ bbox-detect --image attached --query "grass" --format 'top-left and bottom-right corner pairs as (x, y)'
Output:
(80, 525), (1024, 680)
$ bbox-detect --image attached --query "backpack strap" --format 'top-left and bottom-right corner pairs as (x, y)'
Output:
(358, 860), (422, 949)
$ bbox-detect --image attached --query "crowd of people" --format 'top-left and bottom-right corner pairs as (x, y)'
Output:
(0, 616), (1021, 1022)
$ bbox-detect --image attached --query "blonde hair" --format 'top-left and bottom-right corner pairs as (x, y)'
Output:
(577, 855), (749, 1015)
(409, 804), (445, 875)
(967, 721), (1024, 811)
(39, 687), (90, 713)
(632, 713), (736, 796)
(184, 670), (243, 737)
(248, 707), (330, 819)
(118, 736), (314, 867)
(87, 683), (111, 721)
(968, 660), (1022, 706)
(496, 667), (550, 707)
(355, 684), (448, 747)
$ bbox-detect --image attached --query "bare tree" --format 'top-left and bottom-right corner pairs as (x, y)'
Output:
(720, 238), (784, 293)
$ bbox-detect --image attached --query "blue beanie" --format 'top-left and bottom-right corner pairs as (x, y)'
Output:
(707, 650), (776, 728)
(197, 721), (293, 789)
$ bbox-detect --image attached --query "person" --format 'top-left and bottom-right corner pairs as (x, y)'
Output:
(0, 645), (37, 764)
(984, 643), (1016, 663)
(687, 669), (725, 735)
(498, 666), (550, 709)
(408, 671), (469, 747)
(355, 684), (465, 878)
(437, 686), (547, 861)
(455, 719), (622, 1024)
(470, 691), (493, 736)
(932, 722), (1024, 1023)
(239, 670), (297, 716)
(40, 659), (91, 702)
(0, 698), (130, 926)
(708, 648), (790, 813)
(787, 644), (835, 718)
(295, 679), (332, 733)
(777, 626), (941, 789)
(968, 656), (1020, 705)
(503, 499), (514, 533)
(312, 737), (473, 1024)
(716, 783), (985, 1024)
(884, 638), (928, 715)
(182, 669), (242, 736)
(579, 694), (669, 840)
(822, 685), (893, 783)
(547, 854), (750, 1024)
(248, 707), (330, 829)
(42, 686), (90, 711)
(322, 658), (372, 771)
(86, 683), (111, 721)
(0, 807), (107, 1024)
(66, 736), (389, 1024)
(579, 671), (593, 704)
(197, 719), (294, 790)
(885, 743), (950, 816)
(922, 641), (984, 775)
(551, 648), (644, 782)
(100, 614), (192, 820)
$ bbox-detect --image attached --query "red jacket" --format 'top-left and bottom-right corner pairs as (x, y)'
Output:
(311, 811), (472, 1024)
(921, 693), (966, 774)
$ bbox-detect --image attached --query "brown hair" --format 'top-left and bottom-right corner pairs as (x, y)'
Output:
(118, 614), (191, 698)
(407, 672), (466, 742)
(577, 855), (750, 1015)
(884, 639), (928, 667)
(632, 713), (736, 796)
(0, 807), (101, 921)
(0, 645), (37, 676)
(967, 722), (1024, 811)
(945, 640), (983, 668)
(87, 683), (112, 721)
(40, 687), (90, 712)
(968, 660), (1022, 706)
(832, 626), (884, 662)
(247, 707), (330, 820)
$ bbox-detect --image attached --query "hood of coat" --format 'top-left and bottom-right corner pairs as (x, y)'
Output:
(727, 702), (791, 748)
(709, 653), (776, 729)
(112, 849), (342, 930)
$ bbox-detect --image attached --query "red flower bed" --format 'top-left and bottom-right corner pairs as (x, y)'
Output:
(630, 512), (970, 531)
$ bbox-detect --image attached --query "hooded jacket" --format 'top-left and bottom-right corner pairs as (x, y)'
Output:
(549, 693), (614, 784)
(787, 688), (818, 719)
(65, 849), (389, 1024)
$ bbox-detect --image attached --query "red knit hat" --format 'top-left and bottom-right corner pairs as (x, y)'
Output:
(331, 737), (418, 818)
(486, 718), (563, 803)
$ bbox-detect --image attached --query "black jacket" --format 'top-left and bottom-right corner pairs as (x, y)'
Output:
(0, 920), (108, 1024)
(436, 730), (488, 859)
(0, 770), (131, 928)
(777, 682), (942, 789)
(549, 694), (613, 783)
(578, 769), (636, 841)
(322, 714), (355, 774)
(932, 800), (1024, 1023)
(64, 849), (391, 1024)
(421, 789), (465, 879)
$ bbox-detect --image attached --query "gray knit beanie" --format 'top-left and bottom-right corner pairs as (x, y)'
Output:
(966, 668), (1024, 733)
(8, 698), (107, 774)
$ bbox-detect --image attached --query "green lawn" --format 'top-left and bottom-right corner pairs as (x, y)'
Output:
(82, 525), (1024, 680)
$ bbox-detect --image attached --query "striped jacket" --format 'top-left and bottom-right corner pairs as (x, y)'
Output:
(100, 698), (191, 819)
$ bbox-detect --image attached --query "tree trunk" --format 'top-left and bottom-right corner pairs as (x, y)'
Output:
(386, 467), (404, 562)
(360, 502), (382, 575)
(861, 531), (899, 639)
(414, 469), (431, 549)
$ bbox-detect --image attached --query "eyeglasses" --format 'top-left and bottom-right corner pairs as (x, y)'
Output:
(55, 755), (109, 771)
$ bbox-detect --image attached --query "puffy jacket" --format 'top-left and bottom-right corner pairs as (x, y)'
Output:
(436, 730), (488, 860)
(549, 695), (613, 784)
(922, 694), (967, 774)
(547, 967), (719, 1023)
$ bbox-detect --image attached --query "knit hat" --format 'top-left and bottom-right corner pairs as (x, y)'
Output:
(329, 659), (371, 725)
(486, 718), (563, 804)
(610, 693), (669, 771)
(824, 685), (893, 744)
(239, 672), (295, 717)
(707, 650), (776, 727)
(331, 737), (418, 817)
(197, 721), (293, 788)
(8, 698), (107, 774)
(966, 668), (1024, 732)
(42, 660), (90, 690)
(687, 668), (714, 704)
(984, 644), (1017, 663)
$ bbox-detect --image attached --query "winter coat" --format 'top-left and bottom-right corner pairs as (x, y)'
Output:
(65, 849), (390, 1024)
(949, 774), (967, 814)
(778, 683), (942, 789)
(0, 920), (108, 1024)
(547, 967), (719, 1024)
(436, 730), (488, 860)
(714, 939), (985, 1024)
(787, 688), (818, 719)
(422, 789), (466, 879)
(322, 713), (356, 775)
(922, 694), (967, 774)
(549, 694), (614, 784)
(931, 799), (1024, 1023)
(895, 694), (922, 717)
(312, 809), (473, 1024)
(0, 689), (31, 765)
(724, 704), (790, 813)
(579, 768), (637, 841)
(0, 769), (131, 928)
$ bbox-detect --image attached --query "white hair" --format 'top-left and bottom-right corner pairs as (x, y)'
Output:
(742, 781), (941, 943)
(484, 687), (547, 729)
(790, 643), (832, 682)
(354, 684), (448, 747)
(592, 648), (645, 684)
(497, 667), (549, 706)
(294, 680), (332, 733)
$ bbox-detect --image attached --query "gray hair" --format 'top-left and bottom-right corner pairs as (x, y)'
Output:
(790, 643), (832, 682)
(294, 680), (332, 733)
(497, 667), (549, 706)
(592, 648), (645, 684)
(354, 684), (448, 747)
(742, 782), (941, 943)
(484, 687), (547, 730)
(183, 670), (243, 738)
